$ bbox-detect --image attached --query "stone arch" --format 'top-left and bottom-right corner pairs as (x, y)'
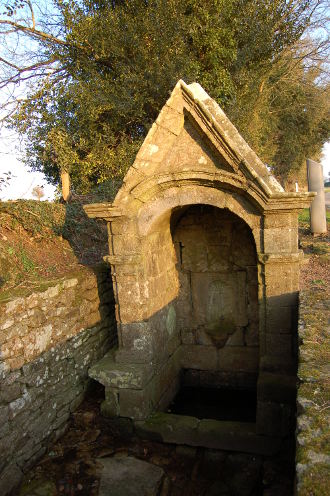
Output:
(134, 180), (263, 253)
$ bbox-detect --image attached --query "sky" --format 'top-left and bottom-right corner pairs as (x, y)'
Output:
(0, 129), (57, 201)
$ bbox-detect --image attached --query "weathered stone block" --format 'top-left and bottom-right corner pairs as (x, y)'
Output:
(0, 462), (23, 496)
(226, 327), (245, 346)
(89, 350), (152, 389)
(256, 401), (293, 437)
(119, 386), (154, 420)
(135, 412), (199, 445)
(157, 376), (181, 412)
(265, 333), (292, 357)
(0, 405), (9, 424)
(152, 348), (181, 400)
(181, 344), (218, 370)
(266, 305), (295, 334)
(120, 321), (152, 352)
(218, 347), (259, 372)
(156, 104), (184, 136)
(245, 322), (259, 347)
(98, 456), (165, 496)
(103, 388), (119, 414)
(7, 355), (25, 370)
(181, 328), (196, 345)
(112, 234), (141, 255)
(0, 382), (22, 403)
(257, 372), (297, 405)
(136, 413), (281, 455)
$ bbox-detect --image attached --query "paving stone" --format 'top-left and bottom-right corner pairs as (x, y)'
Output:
(135, 413), (199, 445)
(98, 456), (165, 496)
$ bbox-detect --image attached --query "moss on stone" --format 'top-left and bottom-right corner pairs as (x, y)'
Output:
(298, 463), (330, 496)
(297, 287), (330, 494)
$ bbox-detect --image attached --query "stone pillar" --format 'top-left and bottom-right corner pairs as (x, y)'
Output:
(307, 159), (327, 234)
(256, 210), (301, 437)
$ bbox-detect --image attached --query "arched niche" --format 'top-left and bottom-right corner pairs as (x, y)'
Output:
(170, 204), (259, 390)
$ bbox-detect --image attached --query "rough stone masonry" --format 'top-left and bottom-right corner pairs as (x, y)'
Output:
(0, 264), (116, 495)
(84, 80), (315, 446)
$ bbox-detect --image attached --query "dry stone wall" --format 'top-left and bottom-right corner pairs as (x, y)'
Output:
(0, 264), (116, 495)
(296, 290), (330, 495)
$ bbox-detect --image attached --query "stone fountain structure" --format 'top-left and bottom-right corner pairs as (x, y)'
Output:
(84, 81), (314, 449)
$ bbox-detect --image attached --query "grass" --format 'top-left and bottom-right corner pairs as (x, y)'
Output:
(298, 208), (330, 223)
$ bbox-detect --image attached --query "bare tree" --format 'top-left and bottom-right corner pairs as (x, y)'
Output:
(0, 1), (71, 125)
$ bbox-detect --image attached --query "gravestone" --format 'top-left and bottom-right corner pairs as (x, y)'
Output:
(307, 159), (327, 234)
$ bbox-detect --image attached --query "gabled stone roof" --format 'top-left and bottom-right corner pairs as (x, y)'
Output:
(115, 79), (283, 201)
(85, 80), (314, 220)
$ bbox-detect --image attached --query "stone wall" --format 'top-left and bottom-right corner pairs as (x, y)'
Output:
(173, 205), (259, 389)
(0, 265), (116, 495)
(296, 290), (329, 495)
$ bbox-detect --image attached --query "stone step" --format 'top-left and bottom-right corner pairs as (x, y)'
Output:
(135, 412), (282, 455)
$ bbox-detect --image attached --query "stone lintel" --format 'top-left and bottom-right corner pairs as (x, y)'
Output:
(83, 203), (122, 221)
(263, 191), (315, 211)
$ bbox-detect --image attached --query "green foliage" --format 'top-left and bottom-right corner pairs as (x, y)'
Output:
(299, 208), (311, 223)
(5, 0), (330, 190)
(0, 200), (66, 237)
(18, 246), (37, 273)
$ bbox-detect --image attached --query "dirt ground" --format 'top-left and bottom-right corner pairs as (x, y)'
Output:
(0, 200), (108, 299)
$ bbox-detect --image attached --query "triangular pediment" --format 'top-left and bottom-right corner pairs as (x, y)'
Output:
(162, 114), (236, 175)
(116, 80), (283, 205)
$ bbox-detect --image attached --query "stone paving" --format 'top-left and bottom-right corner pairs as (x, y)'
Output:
(18, 384), (295, 496)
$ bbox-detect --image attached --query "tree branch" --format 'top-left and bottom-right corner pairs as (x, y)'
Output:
(0, 19), (67, 46)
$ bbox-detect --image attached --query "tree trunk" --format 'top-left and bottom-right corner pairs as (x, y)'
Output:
(61, 170), (71, 202)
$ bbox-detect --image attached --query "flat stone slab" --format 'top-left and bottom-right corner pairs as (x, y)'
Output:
(135, 413), (282, 455)
(136, 413), (199, 445)
(89, 350), (152, 389)
(98, 456), (165, 496)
